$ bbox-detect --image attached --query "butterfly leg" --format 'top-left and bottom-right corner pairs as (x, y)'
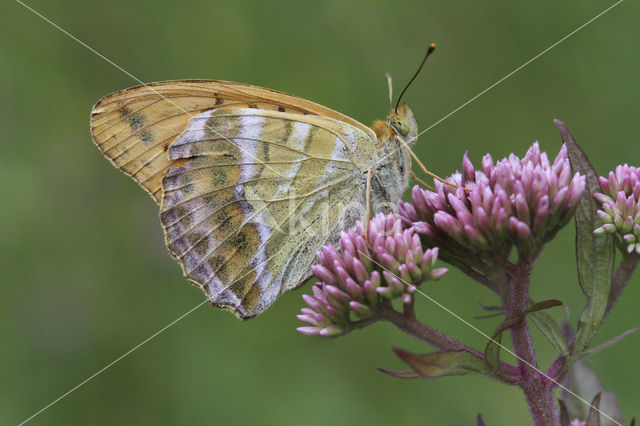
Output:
(410, 171), (436, 192)
(400, 138), (468, 191)
(364, 167), (373, 245)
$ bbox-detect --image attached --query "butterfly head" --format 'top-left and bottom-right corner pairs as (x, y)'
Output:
(382, 43), (435, 146)
(388, 103), (418, 145)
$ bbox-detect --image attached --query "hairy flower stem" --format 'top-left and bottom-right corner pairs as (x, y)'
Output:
(505, 256), (559, 426)
(380, 304), (471, 352)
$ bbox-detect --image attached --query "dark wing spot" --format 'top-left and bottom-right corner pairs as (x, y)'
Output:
(182, 183), (194, 194)
(232, 231), (249, 252)
(240, 279), (261, 312)
(140, 130), (153, 144)
(127, 112), (145, 131)
(211, 168), (227, 186)
(161, 205), (192, 227)
(209, 255), (228, 279)
(205, 115), (242, 139)
(192, 233), (211, 256)
(216, 212), (233, 231)
(118, 106), (133, 117)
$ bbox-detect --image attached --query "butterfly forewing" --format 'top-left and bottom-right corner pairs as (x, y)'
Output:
(90, 80), (375, 203)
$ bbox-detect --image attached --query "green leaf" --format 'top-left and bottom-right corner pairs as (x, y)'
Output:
(529, 309), (570, 356)
(554, 120), (615, 359)
(585, 393), (602, 426)
(582, 326), (640, 359)
(558, 399), (571, 426)
(528, 299), (565, 313)
(392, 348), (490, 378)
(483, 313), (521, 373)
(484, 332), (503, 373)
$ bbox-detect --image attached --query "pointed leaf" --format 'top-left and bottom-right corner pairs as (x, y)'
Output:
(393, 348), (490, 378)
(529, 299), (565, 312)
(585, 393), (602, 426)
(529, 310), (570, 356)
(555, 120), (615, 359)
(582, 326), (640, 359)
(477, 300), (503, 311)
(558, 399), (571, 426)
(376, 367), (422, 379)
(474, 312), (504, 319)
(484, 314), (522, 373)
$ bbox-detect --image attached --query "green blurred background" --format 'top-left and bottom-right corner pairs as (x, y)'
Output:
(2, 0), (639, 424)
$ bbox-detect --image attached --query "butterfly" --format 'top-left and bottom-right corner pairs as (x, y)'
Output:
(90, 47), (436, 319)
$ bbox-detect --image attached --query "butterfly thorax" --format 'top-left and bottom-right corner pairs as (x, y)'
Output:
(369, 104), (417, 213)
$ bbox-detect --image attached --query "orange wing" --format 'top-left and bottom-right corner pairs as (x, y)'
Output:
(89, 80), (374, 203)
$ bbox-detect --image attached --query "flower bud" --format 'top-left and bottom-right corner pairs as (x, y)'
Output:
(594, 164), (640, 254)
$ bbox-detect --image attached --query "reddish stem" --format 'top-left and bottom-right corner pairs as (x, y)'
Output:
(506, 256), (559, 426)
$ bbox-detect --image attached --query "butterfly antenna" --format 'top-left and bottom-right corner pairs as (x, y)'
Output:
(395, 43), (436, 114)
(385, 73), (393, 110)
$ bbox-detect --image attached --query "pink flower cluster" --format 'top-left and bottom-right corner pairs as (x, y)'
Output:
(399, 143), (585, 257)
(297, 214), (447, 337)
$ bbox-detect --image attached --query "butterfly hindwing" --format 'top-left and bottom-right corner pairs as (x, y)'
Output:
(159, 107), (377, 317)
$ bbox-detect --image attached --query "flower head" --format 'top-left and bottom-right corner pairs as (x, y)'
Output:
(399, 143), (585, 261)
(594, 164), (640, 253)
(297, 213), (447, 337)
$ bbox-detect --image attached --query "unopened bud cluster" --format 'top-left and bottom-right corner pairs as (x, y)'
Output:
(297, 213), (447, 337)
(399, 143), (585, 258)
(594, 164), (640, 254)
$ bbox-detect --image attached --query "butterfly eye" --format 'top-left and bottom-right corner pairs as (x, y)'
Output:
(390, 115), (410, 137)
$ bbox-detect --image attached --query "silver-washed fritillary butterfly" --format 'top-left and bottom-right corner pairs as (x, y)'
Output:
(90, 46), (437, 318)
